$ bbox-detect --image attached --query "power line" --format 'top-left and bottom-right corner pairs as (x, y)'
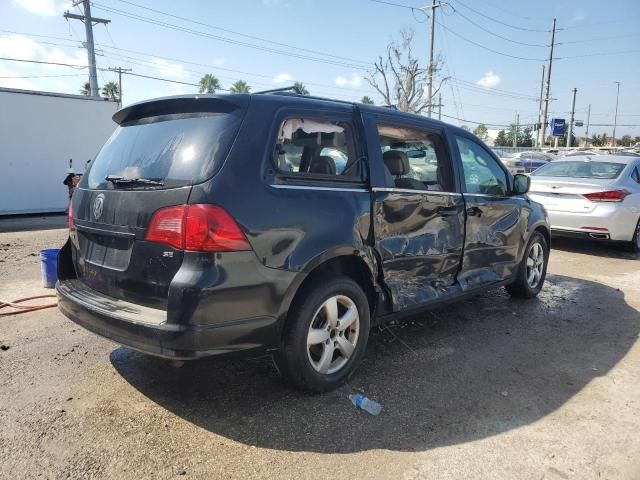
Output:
(434, 19), (546, 61)
(111, 0), (369, 66)
(91, 3), (370, 70)
(117, 70), (199, 87)
(0, 73), (86, 79)
(452, 8), (548, 47)
(449, 0), (550, 32)
(0, 56), (87, 69)
(0, 30), (376, 97)
(559, 33), (640, 45)
(369, 0), (417, 10)
(558, 49), (640, 60)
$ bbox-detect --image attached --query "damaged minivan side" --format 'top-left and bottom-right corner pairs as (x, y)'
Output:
(57, 93), (550, 392)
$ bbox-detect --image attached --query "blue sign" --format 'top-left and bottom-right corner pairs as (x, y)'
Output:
(549, 118), (566, 137)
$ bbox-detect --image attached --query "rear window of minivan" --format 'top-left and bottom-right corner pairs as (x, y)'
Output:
(87, 110), (244, 189)
(531, 160), (625, 179)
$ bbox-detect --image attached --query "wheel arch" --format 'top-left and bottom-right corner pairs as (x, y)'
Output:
(276, 249), (380, 338)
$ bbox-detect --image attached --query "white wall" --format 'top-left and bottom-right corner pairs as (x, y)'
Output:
(0, 88), (118, 215)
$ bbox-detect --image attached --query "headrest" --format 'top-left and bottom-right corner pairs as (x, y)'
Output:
(383, 150), (409, 176)
(309, 155), (336, 175)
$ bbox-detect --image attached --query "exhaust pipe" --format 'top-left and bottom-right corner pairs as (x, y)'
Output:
(589, 232), (610, 240)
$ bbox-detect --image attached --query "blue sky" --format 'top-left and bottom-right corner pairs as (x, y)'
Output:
(1, 0), (639, 137)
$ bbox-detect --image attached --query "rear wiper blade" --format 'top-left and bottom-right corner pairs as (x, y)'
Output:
(105, 175), (164, 187)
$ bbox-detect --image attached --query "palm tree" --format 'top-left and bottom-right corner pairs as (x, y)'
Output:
(102, 81), (119, 100)
(229, 80), (251, 93)
(292, 81), (309, 96)
(198, 74), (221, 94)
(80, 81), (91, 96)
(360, 96), (374, 105)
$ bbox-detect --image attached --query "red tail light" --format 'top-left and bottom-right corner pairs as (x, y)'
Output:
(146, 205), (186, 250)
(145, 204), (251, 252)
(68, 201), (75, 230)
(583, 190), (630, 202)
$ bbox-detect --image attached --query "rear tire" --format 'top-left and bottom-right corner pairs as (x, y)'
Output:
(506, 231), (549, 299)
(630, 218), (640, 253)
(275, 274), (370, 393)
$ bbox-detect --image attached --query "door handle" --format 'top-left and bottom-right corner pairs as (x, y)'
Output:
(466, 206), (482, 217)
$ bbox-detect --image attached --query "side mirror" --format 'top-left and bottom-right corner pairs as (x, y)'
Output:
(513, 174), (530, 195)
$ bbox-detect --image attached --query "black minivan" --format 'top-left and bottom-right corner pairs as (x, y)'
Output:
(57, 93), (550, 392)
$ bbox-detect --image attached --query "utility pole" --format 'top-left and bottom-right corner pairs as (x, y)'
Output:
(425, 0), (447, 118)
(584, 104), (591, 147)
(535, 64), (545, 148)
(539, 18), (557, 148)
(567, 88), (577, 148)
(64, 1), (110, 98)
(612, 81), (620, 147)
(108, 66), (131, 106)
(513, 112), (519, 147)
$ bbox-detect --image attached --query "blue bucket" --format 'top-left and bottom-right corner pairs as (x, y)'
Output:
(40, 248), (60, 288)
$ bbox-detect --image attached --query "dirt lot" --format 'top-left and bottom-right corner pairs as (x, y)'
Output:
(1, 215), (639, 480)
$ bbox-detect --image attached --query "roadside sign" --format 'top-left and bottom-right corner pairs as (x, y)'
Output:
(549, 118), (566, 137)
(574, 121), (584, 127)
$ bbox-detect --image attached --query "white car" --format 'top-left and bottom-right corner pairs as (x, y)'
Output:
(529, 155), (640, 251)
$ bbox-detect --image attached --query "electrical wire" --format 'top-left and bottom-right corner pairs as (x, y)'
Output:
(0, 73), (86, 79)
(0, 30), (376, 96)
(110, 0), (369, 66)
(0, 57), (87, 69)
(449, 0), (550, 32)
(452, 7), (548, 47)
(434, 19), (546, 61)
(560, 33), (640, 45)
(90, 3), (370, 70)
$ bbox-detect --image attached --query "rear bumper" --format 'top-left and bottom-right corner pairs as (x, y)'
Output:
(537, 204), (637, 242)
(56, 279), (278, 360)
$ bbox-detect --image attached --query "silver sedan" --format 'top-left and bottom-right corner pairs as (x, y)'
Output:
(528, 155), (640, 252)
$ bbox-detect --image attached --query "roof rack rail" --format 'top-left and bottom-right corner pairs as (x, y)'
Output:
(253, 86), (298, 95)
(253, 85), (358, 107)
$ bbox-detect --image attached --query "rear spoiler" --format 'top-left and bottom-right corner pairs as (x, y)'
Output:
(112, 94), (250, 125)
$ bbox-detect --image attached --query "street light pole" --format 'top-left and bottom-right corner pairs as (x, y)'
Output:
(567, 88), (577, 148)
(612, 81), (620, 147)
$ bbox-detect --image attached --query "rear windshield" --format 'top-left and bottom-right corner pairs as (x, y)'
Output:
(531, 161), (625, 179)
(87, 111), (243, 189)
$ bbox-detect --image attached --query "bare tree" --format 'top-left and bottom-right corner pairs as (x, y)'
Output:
(367, 30), (448, 114)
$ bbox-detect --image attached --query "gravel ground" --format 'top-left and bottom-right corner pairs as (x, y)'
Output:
(1, 216), (639, 480)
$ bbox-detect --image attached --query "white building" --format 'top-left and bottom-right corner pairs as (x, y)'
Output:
(0, 87), (118, 215)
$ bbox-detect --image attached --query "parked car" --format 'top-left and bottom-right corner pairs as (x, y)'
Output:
(500, 151), (556, 174)
(56, 93), (551, 392)
(529, 155), (640, 251)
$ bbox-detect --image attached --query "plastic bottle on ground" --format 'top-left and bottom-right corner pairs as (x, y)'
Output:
(348, 394), (382, 416)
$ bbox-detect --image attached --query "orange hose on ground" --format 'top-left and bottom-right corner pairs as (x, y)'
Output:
(0, 295), (58, 317)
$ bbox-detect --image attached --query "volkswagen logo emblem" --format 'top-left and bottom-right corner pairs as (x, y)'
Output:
(92, 194), (105, 220)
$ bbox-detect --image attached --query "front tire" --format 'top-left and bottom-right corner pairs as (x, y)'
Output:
(506, 231), (549, 299)
(275, 274), (370, 392)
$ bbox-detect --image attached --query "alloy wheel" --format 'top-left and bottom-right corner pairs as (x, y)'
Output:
(526, 241), (545, 288)
(306, 295), (360, 375)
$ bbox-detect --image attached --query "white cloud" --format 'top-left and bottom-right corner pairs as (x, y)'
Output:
(12, 0), (68, 16)
(0, 34), (87, 70)
(0, 35), (45, 60)
(150, 58), (188, 79)
(272, 73), (293, 84)
(213, 57), (226, 66)
(476, 71), (501, 89)
(335, 74), (362, 88)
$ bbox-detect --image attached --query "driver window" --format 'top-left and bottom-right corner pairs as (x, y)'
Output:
(456, 136), (508, 196)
